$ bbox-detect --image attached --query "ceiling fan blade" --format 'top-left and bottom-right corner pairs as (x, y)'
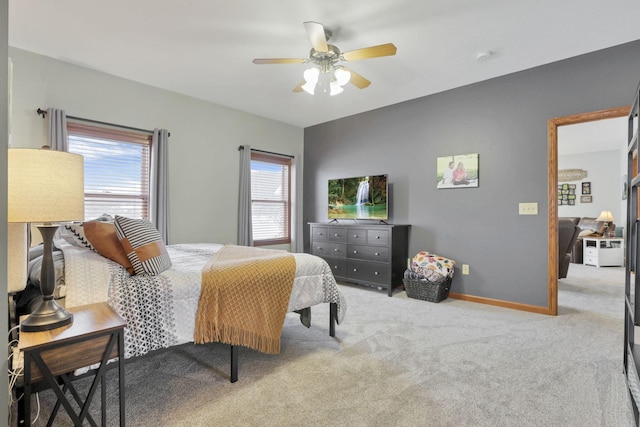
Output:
(293, 81), (305, 92)
(342, 67), (371, 89)
(303, 21), (329, 53)
(252, 58), (307, 65)
(342, 43), (397, 61)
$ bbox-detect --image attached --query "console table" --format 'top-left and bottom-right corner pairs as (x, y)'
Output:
(583, 236), (624, 267)
(309, 222), (410, 296)
(17, 302), (126, 426)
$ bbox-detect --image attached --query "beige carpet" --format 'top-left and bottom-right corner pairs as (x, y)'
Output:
(12, 263), (636, 426)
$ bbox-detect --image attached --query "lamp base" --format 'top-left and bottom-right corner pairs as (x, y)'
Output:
(20, 299), (73, 332)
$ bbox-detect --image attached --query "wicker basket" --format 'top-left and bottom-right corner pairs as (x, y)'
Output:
(403, 274), (453, 303)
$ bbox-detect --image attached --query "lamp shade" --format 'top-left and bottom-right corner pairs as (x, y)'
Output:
(7, 223), (27, 293)
(8, 148), (84, 223)
(596, 210), (615, 222)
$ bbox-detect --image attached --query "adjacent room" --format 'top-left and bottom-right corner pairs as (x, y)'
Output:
(3, 1), (640, 426)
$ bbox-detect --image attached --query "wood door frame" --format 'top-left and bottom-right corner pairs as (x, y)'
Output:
(548, 106), (630, 315)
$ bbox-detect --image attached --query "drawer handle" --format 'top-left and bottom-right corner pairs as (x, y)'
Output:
(317, 232), (323, 236)
(353, 234), (358, 238)
(333, 265), (339, 269)
(353, 250), (358, 254)
(353, 268), (357, 272)
(334, 233), (339, 237)
(316, 246), (322, 250)
(374, 272), (379, 275)
(334, 248), (339, 252)
(376, 236), (380, 239)
(374, 252), (379, 256)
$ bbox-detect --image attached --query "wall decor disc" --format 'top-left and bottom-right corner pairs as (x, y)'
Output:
(558, 169), (588, 181)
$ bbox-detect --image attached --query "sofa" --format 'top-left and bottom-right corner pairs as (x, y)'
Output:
(558, 219), (580, 279)
(559, 217), (616, 264)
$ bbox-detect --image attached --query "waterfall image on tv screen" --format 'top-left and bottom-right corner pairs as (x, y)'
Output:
(328, 174), (388, 220)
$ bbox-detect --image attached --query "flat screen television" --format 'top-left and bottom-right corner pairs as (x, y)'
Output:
(328, 174), (388, 220)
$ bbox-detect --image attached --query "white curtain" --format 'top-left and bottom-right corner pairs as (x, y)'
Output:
(290, 155), (303, 253)
(47, 108), (68, 151)
(238, 145), (253, 246)
(151, 129), (170, 243)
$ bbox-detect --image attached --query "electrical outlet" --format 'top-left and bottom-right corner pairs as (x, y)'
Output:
(462, 264), (469, 275)
(12, 346), (23, 370)
(519, 202), (538, 215)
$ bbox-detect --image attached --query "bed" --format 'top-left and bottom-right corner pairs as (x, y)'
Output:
(25, 240), (347, 382)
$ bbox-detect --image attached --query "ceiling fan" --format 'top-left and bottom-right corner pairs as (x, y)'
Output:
(252, 21), (397, 96)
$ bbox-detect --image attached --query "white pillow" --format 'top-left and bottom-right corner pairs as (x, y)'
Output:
(578, 229), (594, 237)
(58, 213), (115, 251)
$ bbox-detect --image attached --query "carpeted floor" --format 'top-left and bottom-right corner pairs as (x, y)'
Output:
(10, 263), (636, 426)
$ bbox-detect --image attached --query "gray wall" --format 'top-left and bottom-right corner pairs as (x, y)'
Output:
(304, 40), (640, 308)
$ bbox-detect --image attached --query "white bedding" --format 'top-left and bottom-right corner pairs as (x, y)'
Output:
(57, 241), (346, 359)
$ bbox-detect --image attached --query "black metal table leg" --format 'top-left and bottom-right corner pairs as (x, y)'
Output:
(230, 345), (238, 383)
(329, 303), (337, 337)
(118, 330), (125, 427)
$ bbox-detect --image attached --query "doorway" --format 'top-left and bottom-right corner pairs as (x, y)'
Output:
(548, 106), (629, 315)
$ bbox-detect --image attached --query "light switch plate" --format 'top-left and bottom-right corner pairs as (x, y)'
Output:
(519, 202), (538, 215)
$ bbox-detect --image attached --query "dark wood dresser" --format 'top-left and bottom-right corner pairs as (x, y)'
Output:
(309, 222), (410, 296)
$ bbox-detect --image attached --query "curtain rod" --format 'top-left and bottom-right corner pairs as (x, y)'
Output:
(238, 145), (294, 159)
(36, 108), (170, 137)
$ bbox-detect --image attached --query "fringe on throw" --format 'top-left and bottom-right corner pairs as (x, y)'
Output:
(194, 323), (281, 354)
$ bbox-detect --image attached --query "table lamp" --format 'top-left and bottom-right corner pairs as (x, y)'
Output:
(596, 210), (615, 238)
(8, 147), (84, 332)
(7, 223), (27, 294)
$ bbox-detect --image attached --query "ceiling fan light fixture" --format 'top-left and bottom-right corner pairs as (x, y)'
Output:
(334, 68), (351, 86)
(302, 67), (320, 94)
(301, 81), (316, 95)
(330, 81), (344, 96)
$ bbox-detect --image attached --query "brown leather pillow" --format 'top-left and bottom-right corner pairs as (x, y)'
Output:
(83, 221), (134, 275)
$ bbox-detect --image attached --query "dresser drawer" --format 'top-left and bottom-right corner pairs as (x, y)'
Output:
(328, 227), (348, 243)
(584, 247), (597, 257)
(347, 229), (368, 244)
(349, 244), (389, 262)
(312, 242), (347, 258)
(367, 229), (389, 246)
(584, 255), (597, 265)
(347, 260), (389, 285)
(323, 258), (347, 278)
(311, 226), (328, 242)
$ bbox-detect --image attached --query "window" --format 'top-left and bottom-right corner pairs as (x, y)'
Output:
(251, 152), (291, 246)
(67, 121), (152, 220)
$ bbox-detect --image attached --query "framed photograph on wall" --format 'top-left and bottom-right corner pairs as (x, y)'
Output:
(558, 184), (576, 205)
(582, 182), (591, 195)
(436, 153), (479, 189)
(580, 195), (592, 203)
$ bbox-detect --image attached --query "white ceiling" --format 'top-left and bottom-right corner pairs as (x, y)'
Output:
(558, 117), (628, 156)
(9, 1), (640, 128)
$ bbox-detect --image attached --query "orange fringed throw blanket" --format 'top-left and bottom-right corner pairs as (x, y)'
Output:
(194, 244), (296, 354)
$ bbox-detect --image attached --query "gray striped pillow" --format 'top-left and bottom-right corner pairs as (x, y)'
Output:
(114, 215), (171, 275)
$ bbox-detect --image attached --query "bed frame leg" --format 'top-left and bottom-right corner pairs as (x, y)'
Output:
(230, 345), (238, 383)
(295, 307), (311, 328)
(329, 303), (337, 337)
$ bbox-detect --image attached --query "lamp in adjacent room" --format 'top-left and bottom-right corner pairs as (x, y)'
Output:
(596, 210), (615, 238)
(8, 147), (84, 332)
